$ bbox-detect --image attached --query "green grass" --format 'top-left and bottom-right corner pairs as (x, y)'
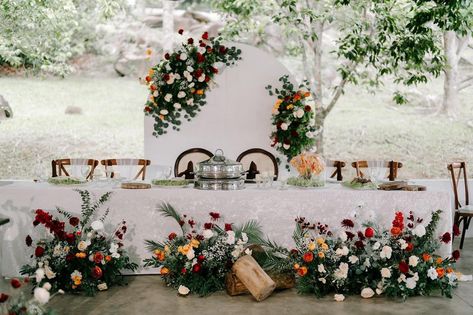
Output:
(0, 76), (472, 179)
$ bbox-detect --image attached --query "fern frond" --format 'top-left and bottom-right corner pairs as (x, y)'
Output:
(56, 207), (73, 219)
(145, 239), (165, 252)
(235, 220), (263, 243)
(158, 203), (185, 234)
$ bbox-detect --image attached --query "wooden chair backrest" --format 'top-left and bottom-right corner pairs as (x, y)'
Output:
(174, 148), (214, 179)
(101, 159), (151, 180)
(237, 148), (279, 180)
(51, 159), (99, 180)
(351, 160), (403, 181)
(447, 162), (469, 210)
(325, 160), (346, 181)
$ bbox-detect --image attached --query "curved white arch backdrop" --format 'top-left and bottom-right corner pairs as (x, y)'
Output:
(144, 43), (294, 170)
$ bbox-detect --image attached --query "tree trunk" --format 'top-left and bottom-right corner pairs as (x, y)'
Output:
(314, 113), (325, 154)
(442, 31), (459, 117)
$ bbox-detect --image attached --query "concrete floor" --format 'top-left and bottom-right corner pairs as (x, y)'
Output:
(2, 240), (473, 315)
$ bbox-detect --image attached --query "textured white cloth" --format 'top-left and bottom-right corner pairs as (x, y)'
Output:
(0, 181), (452, 276)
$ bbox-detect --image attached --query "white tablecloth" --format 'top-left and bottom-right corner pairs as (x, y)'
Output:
(0, 181), (452, 276)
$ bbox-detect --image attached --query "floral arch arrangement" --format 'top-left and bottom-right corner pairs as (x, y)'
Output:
(144, 30), (242, 137)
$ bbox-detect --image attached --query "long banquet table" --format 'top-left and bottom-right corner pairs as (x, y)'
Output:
(0, 181), (452, 276)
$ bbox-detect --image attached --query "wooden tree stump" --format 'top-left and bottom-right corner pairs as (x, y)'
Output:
(231, 255), (276, 301)
(226, 270), (295, 296)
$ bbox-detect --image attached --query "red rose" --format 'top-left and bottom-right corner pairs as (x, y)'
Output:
(69, 217), (80, 227)
(25, 235), (32, 247)
(211, 67), (218, 74)
(219, 46), (227, 54)
(10, 279), (21, 289)
(209, 212), (220, 221)
(181, 268), (187, 274)
(202, 32), (209, 40)
(35, 246), (45, 257)
(453, 224), (461, 237)
(304, 105), (312, 112)
(192, 264), (201, 273)
(163, 73), (170, 82)
(94, 252), (104, 264)
(178, 29), (184, 35)
(187, 38), (194, 45)
(206, 47), (213, 53)
(65, 233), (75, 244)
(150, 85), (157, 91)
(364, 227), (374, 238)
(441, 232), (451, 244)
(92, 266), (103, 279)
(405, 242), (414, 252)
(194, 68), (203, 78)
(204, 76), (210, 82)
(225, 223), (232, 231)
(203, 223), (213, 229)
(200, 42), (206, 47)
(399, 261), (409, 274)
(303, 252), (314, 263)
(168, 232), (177, 241)
(145, 106), (152, 113)
(196, 53), (205, 63)
(23, 277), (29, 283)
(291, 130), (299, 137)
(164, 53), (170, 60)
(145, 76), (151, 83)
(0, 293), (8, 303)
(452, 250), (460, 261)
(197, 255), (205, 263)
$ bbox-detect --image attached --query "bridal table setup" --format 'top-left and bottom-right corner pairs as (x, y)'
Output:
(0, 32), (463, 305)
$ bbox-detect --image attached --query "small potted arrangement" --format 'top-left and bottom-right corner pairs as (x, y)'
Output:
(287, 152), (326, 187)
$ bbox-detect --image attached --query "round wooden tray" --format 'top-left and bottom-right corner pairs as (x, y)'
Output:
(121, 182), (151, 189)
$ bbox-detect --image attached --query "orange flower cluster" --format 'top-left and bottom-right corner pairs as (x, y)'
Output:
(290, 153), (325, 178)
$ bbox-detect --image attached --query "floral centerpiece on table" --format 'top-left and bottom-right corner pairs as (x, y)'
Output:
(287, 152), (326, 187)
(0, 277), (62, 315)
(20, 190), (138, 296)
(144, 29), (242, 137)
(143, 203), (264, 296)
(266, 75), (317, 165)
(267, 209), (459, 300)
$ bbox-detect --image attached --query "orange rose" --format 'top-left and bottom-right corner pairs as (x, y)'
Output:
(297, 266), (308, 277)
(293, 263), (300, 270)
(75, 252), (86, 259)
(105, 255), (112, 262)
(293, 93), (301, 101)
(196, 89), (204, 95)
(436, 267), (445, 278)
(318, 252), (325, 259)
(303, 91), (311, 98)
(436, 257), (443, 265)
(446, 267), (453, 274)
(154, 250), (165, 261)
(390, 227), (402, 236)
(303, 252), (314, 263)
(422, 253), (431, 262)
(160, 267), (170, 275)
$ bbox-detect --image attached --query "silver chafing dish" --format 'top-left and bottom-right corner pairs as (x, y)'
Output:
(194, 149), (245, 190)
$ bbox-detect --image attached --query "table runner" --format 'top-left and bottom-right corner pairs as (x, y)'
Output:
(0, 181), (452, 276)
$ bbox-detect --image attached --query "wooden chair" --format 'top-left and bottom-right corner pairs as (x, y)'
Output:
(448, 162), (473, 249)
(325, 160), (346, 181)
(51, 159), (99, 180)
(101, 159), (151, 181)
(351, 160), (403, 181)
(237, 148), (279, 181)
(174, 148), (213, 179)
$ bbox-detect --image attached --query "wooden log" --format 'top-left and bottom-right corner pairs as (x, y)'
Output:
(231, 255), (276, 301)
(403, 185), (427, 191)
(226, 271), (295, 296)
(378, 181), (407, 191)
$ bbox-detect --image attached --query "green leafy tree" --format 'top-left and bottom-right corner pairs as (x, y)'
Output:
(211, 0), (472, 153)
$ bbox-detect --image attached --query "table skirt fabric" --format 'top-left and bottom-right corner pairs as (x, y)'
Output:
(0, 182), (452, 276)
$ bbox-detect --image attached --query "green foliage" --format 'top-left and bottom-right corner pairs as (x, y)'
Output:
(0, 0), (122, 76)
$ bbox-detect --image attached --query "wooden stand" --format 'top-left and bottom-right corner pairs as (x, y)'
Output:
(231, 255), (276, 301)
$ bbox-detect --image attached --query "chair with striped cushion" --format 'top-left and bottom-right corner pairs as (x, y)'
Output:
(51, 159), (99, 180)
(351, 160), (403, 181)
(101, 159), (151, 181)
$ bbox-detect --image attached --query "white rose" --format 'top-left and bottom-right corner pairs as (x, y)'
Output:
(380, 245), (392, 259)
(398, 274), (407, 283)
(186, 248), (195, 260)
(153, 90), (159, 97)
(203, 229), (214, 239)
(97, 283), (108, 291)
(334, 294), (345, 302)
(226, 231), (236, 245)
(160, 109), (169, 115)
(318, 278), (326, 284)
(398, 239), (408, 250)
(338, 231), (347, 242)
(318, 264), (326, 273)
(349, 255), (359, 264)
(177, 91), (186, 99)
(413, 224), (426, 237)
(405, 277), (417, 289)
(198, 74), (205, 82)
(77, 241), (88, 251)
(44, 265), (56, 279)
(280, 123), (288, 131)
(42, 282), (52, 291)
(178, 285), (190, 296)
(336, 246), (349, 256)
(283, 144), (290, 150)
(427, 267), (438, 280)
(180, 53), (188, 60)
(294, 108), (304, 118)
(244, 248), (252, 256)
(34, 287), (50, 305)
(186, 99), (194, 106)
(91, 220), (104, 231)
(372, 242), (381, 250)
(35, 268), (45, 283)
(174, 103), (182, 110)
(381, 268), (391, 278)
(187, 66), (194, 72)
(164, 93), (172, 102)
(360, 288), (375, 299)
(409, 255), (419, 267)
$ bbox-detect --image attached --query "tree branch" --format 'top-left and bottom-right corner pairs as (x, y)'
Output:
(322, 62), (357, 117)
(458, 82), (473, 92)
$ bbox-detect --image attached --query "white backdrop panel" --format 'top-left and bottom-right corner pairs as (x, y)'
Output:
(144, 43), (293, 167)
